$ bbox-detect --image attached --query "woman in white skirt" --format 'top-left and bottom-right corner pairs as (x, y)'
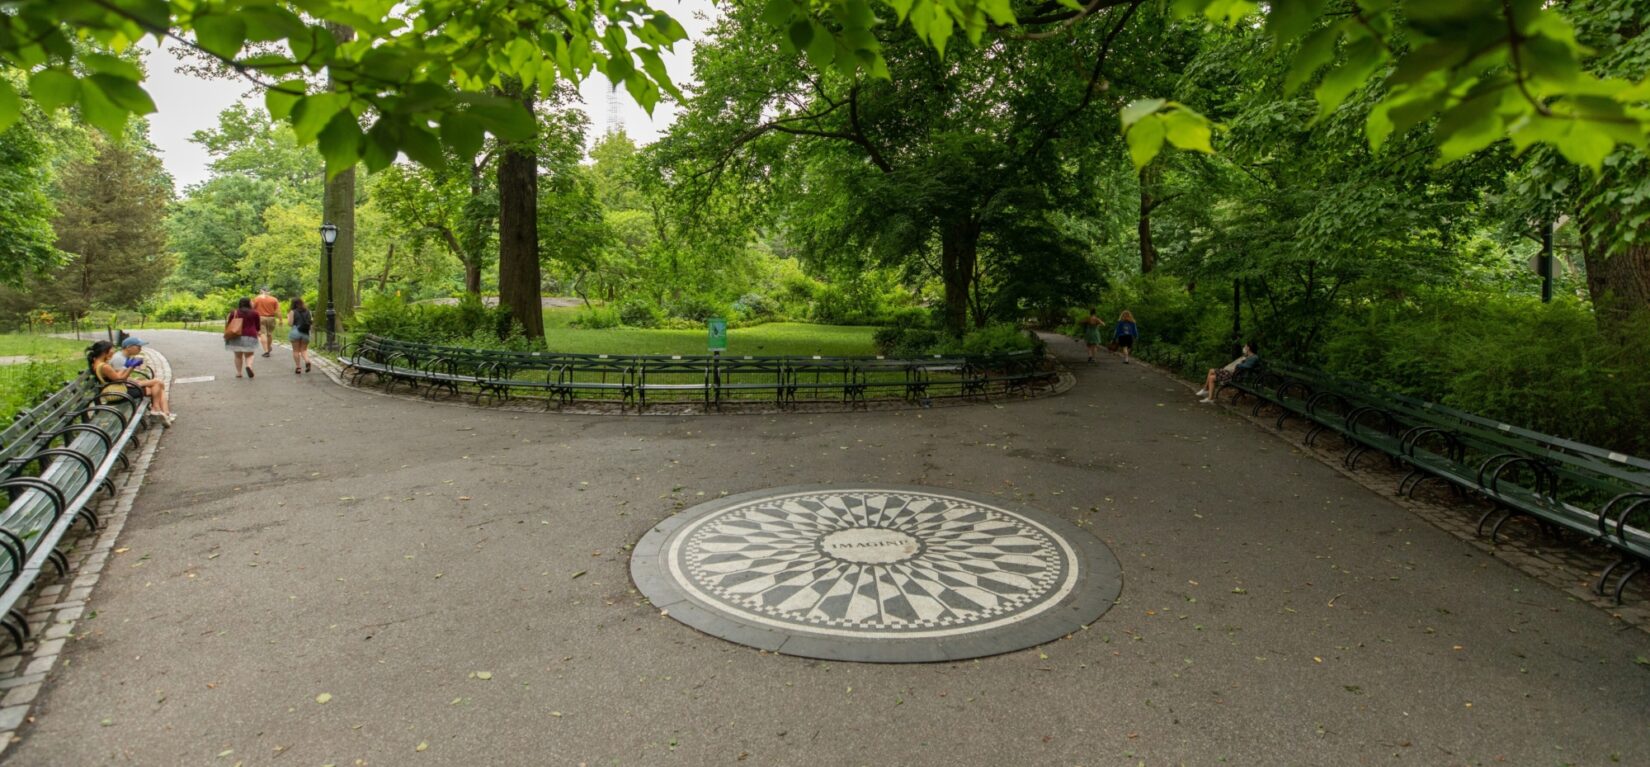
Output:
(225, 297), (263, 378)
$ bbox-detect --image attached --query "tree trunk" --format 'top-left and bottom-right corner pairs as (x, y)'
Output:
(497, 82), (544, 339)
(320, 168), (355, 322)
(1138, 166), (1157, 274)
(464, 261), (482, 295)
(321, 22), (356, 326)
(378, 243), (395, 290)
(940, 217), (980, 335)
(462, 156), (490, 296)
(1580, 216), (1650, 330)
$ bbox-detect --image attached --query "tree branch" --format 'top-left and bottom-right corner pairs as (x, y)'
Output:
(848, 82), (892, 172)
(997, 0), (1137, 41)
(1020, 0), (1145, 159)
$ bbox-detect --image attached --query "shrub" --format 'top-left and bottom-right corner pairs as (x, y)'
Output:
(883, 306), (935, 329)
(353, 293), (518, 343)
(934, 324), (1042, 357)
(667, 295), (726, 322)
(894, 329), (945, 358)
(1318, 295), (1650, 456)
(731, 292), (779, 322)
(871, 309), (940, 357)
(618, 299), (663, 328)
(572, 305), (622, 329)
(806, 284), (853, 324)
(0, 361), (81, 421)
(153, 293), (230, 322)
(1090, 272), (1650, 457)
(876, 323), (1039, 358)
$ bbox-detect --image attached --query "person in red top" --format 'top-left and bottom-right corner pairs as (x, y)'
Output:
(252, 287), (280, 357)
(225, 297), (263, 378)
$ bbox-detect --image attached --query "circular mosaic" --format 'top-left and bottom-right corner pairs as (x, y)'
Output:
(631, 485), (1122, 662)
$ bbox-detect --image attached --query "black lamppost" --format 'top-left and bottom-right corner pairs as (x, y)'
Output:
(1538, 219), (1554, 303)
(320, 223), (339, 351)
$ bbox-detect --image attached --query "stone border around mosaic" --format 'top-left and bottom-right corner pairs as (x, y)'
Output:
(0, 348), (172, 758)
(631, 484), (1123, 663)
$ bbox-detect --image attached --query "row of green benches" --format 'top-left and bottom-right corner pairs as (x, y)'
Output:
(1217, 361), (1650, 602)
(340, 335), (1058, 410)
(0, 369), (152, 650)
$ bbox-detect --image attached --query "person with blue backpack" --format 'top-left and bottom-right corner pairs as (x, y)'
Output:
(1113, 310), (1138, 364)
(287, 297), (314, 374)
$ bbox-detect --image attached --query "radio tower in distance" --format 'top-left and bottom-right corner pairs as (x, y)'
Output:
(605, 89), (621, 137)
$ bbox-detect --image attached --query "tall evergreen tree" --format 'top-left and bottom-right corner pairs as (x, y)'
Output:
(23, 134), (172, 318)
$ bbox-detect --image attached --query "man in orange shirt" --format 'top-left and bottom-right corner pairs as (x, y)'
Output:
(252, 288), (280, 357)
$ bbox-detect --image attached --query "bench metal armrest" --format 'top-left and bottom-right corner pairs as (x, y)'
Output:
(1600, 492), (1650, 541)
(48, 423), (113, 453)
(23, 448), (95, 479)
(1401, 426), (1463, 461)
(0, 477), (67, 524)
(1277, 380), (1313, 402)
(81, 404), (131, 430)
(1484, 455), (1556, 499)
(0, 528), (27, 585)
(1345, 405), (1398, 438)
(1304, 390), (1349, 417)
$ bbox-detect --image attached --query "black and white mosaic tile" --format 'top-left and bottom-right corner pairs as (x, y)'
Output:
(632, 486), (1122, 662)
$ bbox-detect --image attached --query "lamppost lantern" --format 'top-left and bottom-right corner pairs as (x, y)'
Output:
(319, 223), (340, 351)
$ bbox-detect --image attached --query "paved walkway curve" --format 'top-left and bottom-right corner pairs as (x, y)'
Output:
(9, 329), (1649, 765)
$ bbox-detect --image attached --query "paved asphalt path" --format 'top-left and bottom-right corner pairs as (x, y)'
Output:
(10, 330), (1649, 766)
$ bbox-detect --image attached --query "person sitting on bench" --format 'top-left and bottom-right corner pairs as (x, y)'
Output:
(89, 339), (175, 424)
(1197, 341), (1259, 404)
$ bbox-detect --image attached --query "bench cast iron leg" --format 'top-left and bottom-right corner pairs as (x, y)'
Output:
(1476, 506), (1509, 537)
(1397, 470), (1420, 495)
(1, 614), (24, 653)
(1489, 508), (1519, 542)
(1594, 556), (1629, 596)
(1610, 561), (1643, 604)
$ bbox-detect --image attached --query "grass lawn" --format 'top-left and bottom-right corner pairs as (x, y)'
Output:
(540, 308), (877, 356)
(0, 333), (92, 360)
(0, 333), (88, 421)
(542, 322), (878, 357)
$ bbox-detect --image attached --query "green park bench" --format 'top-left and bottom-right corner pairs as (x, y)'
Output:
(341, 335), (1058, 412)
(0, 372), (150, 651)
(1215, 360), (1650, 603)
(709, 356), (789, 410)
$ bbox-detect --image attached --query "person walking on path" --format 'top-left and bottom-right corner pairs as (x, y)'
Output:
(252, 288), (280, 358)
(225, 297), (262, 378)
(1080, 308), (1107, 363)
(287, 297), (314, 375)
(1197, 341), (1260, 403)
(89, 340), (174, 424)
(1113, 310), (1139, 364)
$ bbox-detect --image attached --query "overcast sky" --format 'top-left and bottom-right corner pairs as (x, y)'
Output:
(143, 0), (718, 190)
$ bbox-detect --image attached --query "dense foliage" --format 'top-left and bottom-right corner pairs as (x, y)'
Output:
(0, 2), (1645, 447)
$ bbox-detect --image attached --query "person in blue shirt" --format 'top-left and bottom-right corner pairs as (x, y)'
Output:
(1198, 341), (1260, 403)
(1113, 310), (1139, 364)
